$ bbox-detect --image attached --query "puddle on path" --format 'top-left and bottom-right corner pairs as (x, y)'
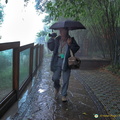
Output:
(38, 88), (46, 93)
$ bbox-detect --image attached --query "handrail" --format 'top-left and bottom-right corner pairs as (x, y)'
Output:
(19, 43), (34, 52)
(0, 41), (20, 51)
(0, 42), (44, 118)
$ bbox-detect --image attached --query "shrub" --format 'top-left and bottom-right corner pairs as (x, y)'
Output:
(106, 64), (120, 74)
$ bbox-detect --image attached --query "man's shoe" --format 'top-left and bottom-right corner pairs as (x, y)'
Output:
(62, 96), (67, 102)
(55, 88), (59, 99)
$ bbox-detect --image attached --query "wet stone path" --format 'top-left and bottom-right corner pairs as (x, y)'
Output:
(2, 56), (120, 120)
(73, 70), (120, 120)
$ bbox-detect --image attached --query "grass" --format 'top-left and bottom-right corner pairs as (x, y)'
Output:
(105, 64), (120, 76)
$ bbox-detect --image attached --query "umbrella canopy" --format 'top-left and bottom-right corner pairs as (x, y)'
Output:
(49, 20), (86, 30)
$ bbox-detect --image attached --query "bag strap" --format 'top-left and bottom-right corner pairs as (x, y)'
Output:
(70, 49), (74, 57)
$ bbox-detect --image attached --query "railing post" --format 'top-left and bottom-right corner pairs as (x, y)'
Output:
(41, 44), (44, 60)
(13, 43), (20, 99)
(36, 45), (38, 69)
(40, 44), (43, 64)
(29, 44), (34, 80)
(38, 44), (41, 67)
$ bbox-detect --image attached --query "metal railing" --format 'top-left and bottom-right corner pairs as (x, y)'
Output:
(0, 42), (44, 118)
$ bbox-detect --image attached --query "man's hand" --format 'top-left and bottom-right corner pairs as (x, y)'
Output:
(67, 38), (72, 45)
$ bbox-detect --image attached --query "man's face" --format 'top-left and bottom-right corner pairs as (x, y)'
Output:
(59, 28), (68, 37)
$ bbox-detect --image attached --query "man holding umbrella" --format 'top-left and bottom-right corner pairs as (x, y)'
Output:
(47, 20), (85, 102)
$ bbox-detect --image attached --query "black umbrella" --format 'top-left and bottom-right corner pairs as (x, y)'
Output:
(49, 20), (86, 30)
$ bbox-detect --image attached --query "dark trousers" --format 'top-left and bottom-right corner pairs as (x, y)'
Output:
(52, 58), (71, 96)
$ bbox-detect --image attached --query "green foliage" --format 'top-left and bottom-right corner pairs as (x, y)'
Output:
(45, 0), (120, 66)
(0, 66), (12, 89)
(0, 3), (4, 23)
(19, 63), (29, 86)
(0, 64), (12, 98)
(46, 0), (86, 21)
(42, 15), (53, 24)
(106, 64), (120, 75)
(35, 0), (48, 12)
(45, 34), (50, 42)
(0, 50), (13, 94)
(0, 51), (12, 71)
(36, 30), (47, 37)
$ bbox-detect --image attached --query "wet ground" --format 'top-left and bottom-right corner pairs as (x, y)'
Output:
(1, 55), (120, 120)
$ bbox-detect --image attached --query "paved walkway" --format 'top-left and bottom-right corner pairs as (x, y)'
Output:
(72, 69), (120, 120)
(1, 56), (120, 120)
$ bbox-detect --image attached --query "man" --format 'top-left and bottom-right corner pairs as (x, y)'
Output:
(47, 28), (80, 102)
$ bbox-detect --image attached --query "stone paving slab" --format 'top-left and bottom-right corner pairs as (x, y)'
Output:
(72, 69), (120, 120)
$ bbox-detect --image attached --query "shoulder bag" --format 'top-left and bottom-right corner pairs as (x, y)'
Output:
(68, 50), (81, 69)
